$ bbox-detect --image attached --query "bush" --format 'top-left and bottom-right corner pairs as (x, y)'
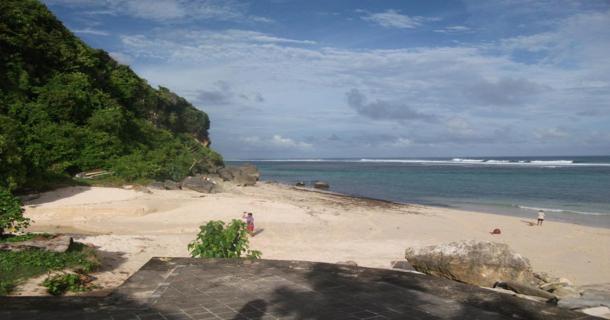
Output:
(42, 273), (91, 296)
(0, 188), (30, 236)
(188, 220), (261, 259)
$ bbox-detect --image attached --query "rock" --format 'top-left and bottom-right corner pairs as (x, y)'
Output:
(148, 181), (165, 190)
(553, 286), (581, 299)
(390, 260), (415, 271)
(534, 272), (560, 285)
(313, 181), (330, 190)
(579, 306), (610, 319)
(405, 241), (536, 287)
(133, 185), (152, 194)
(163, 180), (181, 190)
(540, 281), (570, 292)
(295, 181), (306, 187)
(336, 261), (358, 266)
(181, 175), (218, 193)
(494, 281), (557, 301)
(490, 228), (501, 235)
(218, 165), (260, 186)
(239, 164), (261, 180)
(0, 235), (73, 253)
(218, 167), (234, 181)
(559, 283), (610, 310)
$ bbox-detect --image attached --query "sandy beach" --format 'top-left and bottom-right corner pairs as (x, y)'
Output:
(17, 182), (610, 295)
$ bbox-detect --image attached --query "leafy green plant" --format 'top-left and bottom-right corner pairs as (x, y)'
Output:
(0, 188), (30, 236)
(42, 273), (91, 296)
(188, 220), (261, 259)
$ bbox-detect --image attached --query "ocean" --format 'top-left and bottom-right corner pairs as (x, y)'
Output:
(228, 156), (610, 228)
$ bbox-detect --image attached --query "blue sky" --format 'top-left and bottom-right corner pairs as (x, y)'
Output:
(43, 0), (610, 159)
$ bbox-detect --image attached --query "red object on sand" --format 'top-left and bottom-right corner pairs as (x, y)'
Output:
(491, 228), (502, 235)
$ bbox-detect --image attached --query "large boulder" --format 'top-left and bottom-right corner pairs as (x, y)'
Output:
(163, 180), (181, 190)
(181, 175), (218, 193)
(405, 241), (536, 287)
(218, 164), (260, 186)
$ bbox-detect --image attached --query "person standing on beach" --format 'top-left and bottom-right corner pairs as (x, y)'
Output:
(246, 212), (255, 236)
(537, 210), (545, 226)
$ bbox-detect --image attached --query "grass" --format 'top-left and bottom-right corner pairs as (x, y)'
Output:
(0, 241), (100, 295)
(0, 233), (52, 243)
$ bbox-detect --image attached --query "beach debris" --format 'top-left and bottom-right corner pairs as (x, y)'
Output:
(0, 235), (73, 253)
(404, 241), (536, 287)
(313, 181), (330, 190)
(390, 260), (415, 271)
(74, 169), (112, 179)
(490, 228), (502, 235)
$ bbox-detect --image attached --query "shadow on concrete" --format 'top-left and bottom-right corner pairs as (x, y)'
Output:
(0, 259), (593, 320)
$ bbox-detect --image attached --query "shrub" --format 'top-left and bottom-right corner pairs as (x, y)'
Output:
(188, 220), (261, 259)
(42, 273), (90, 296)
(0, 188), (30, 236)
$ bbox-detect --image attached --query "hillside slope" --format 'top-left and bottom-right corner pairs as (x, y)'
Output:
(0, 0), (222, 192)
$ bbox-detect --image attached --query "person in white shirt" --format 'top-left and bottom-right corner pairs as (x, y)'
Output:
(537, 210), (545, 226)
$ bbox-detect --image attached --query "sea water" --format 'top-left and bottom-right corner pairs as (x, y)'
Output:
(228, 156), (610, 228)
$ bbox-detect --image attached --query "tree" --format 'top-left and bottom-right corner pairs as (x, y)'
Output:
(188, 220), (261, 259)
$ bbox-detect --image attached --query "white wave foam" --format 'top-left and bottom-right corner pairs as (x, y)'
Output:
(240, 158), (610, 167)
(517, 205), (608, 216)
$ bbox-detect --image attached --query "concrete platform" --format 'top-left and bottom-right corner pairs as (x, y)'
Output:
(0, 258), (597, 319)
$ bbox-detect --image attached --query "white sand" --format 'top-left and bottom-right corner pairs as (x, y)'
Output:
(15, 183), (610, 295)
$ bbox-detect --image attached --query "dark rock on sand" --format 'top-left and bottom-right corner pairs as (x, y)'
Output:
(181, 175), (218, 193)
(313, 181), (330, 190)
(163, 180), (181, 190)
(295, 181), (306, 187)
(0, 235), (73, 253)
(148, 181), (165, 190)
(405, 241), (536, 287)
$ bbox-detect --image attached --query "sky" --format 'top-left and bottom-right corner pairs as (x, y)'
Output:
(42, 0), (610, 159)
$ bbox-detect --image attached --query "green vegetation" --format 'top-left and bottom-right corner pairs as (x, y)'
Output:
(0, 0), (222, 194)
(188, 220), (262, 259)
(0, 242), (99, 295)
(42, 272), (92, 296)
(0, 188), (30, 236)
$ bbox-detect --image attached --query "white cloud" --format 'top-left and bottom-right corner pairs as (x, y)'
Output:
(72, 27), (109, 36)
(241, 135), (312, 150)
(361, 9), (430, 29)
(434, 25), (472, 33)
(45, 0), (272, 23)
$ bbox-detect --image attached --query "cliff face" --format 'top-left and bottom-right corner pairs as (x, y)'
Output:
(0, 0), (222, 191)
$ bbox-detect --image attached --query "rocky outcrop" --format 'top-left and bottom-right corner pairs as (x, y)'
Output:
(163, 180), (181, 190)
(181, 175), (219, 193)
(313, 181), (330, 190)
(217, 164), (260, 186)
(405, 241), (536, 287)
(0, 235), (72, 253)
